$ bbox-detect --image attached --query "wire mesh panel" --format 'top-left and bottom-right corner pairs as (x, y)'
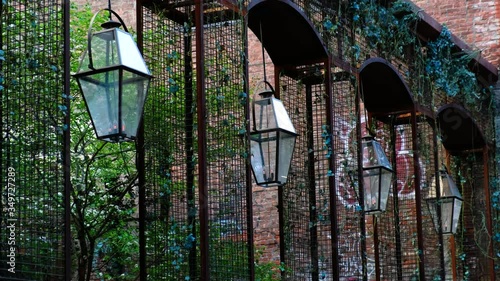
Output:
(453, 154), (492, 280)
(416, 120), (442, 279)
(280, 73), (313, 280)
(392, 122), (420, 279)
(141, 4), (200, 280)
(141, 1), (250, 280)
(331, 74), (365, 280)
(203, 3), (251, 280)
(373, 120), (399, 281)
(279, 65), (334, 280)
(1, 0), (66, 279)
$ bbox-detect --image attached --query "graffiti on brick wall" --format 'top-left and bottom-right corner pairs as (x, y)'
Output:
(335, 116), (427, 208)
(338, 233), (376, 279)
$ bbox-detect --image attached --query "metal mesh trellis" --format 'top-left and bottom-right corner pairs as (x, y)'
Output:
(392, 122), (420, 279)
(280, 72), (311, 280)
(372, 120), (399, 281)
(332, 72), (364, 280)
(141, 3), (200, 280)
(203, 3), (250, 280)
(1, 0), (66, 279)
(138, 0), (498, 280)
(417, 120), (442, 279)
(141, 1), (250, 280)
(280, 63), (335, 280)
(453, 153), (493, 280)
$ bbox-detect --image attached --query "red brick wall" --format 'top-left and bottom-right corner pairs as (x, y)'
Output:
(412, 0), (500, 67)
(75, 0), (137, 30)
(252, 187), (281, 263)
(74, 0), (500, 267)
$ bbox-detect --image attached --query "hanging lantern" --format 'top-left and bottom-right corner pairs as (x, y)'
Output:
(362, 136), (394, 214)
(73, 9), (152, 142)
(426, 170), (463, 235)
(250, 82), (298, 187)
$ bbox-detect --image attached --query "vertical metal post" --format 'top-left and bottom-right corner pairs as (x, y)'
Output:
(184, 21), (198, 280)
(390, 123), (403, 280)
(356, 72), (368, 281)
(410, 110), (426, 280)
(194, 1), (210, 280)
(63, 0), (72, 279)
(482, 147), (496, 280)
(136, 2), (147, 280)
(306, 83), (319, 281)
(243, 21), (255, 281)
(137, 107), (146, 281)
(432, 121), (446, 280)
(326, 58), (339, 281)
(444, 152), (457, 281)
(373, 216), (380, 281)
(275, 66), (287, 276)
(0, 0), (3, 266)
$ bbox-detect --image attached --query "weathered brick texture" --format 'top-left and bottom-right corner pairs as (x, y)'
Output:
(74, 0), (500, 267)
(77, 0), (137, 30)
(412, 0), (500, 67)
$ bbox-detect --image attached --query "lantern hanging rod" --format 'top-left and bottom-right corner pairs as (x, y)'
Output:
(108, 0), (112, 20)
(259, 20), (268, 84)
(359, 79), (378, 137)
(86, 8), (128, 70)
(440, 163), (449, 173)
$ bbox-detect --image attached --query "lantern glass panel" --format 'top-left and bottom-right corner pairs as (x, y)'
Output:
(77, 70), (120, 139)
(250, 131), (277, 186)
(77, 30), (119, 71)
(427, 171), (463, 235)
(361, 137), (393, 214)
(116, 29), (150, 74)
(363, 167), (392, 212)
(277, 130), (296, 184)
(254, 97), (276, 131)
(121, 69), (150, 137)
(272, 98), (296, 133)
(451, 199), (462, 233)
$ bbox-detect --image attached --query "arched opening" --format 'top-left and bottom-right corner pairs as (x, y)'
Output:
(247, 0), (328, 66)
(437, 103), (486, 154)
(359, 57), (415, 116)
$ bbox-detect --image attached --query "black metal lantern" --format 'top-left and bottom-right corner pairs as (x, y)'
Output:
(250, 82), (298, 187)
(73, 8), (152, 142)
(361, 136), (394, 214)
(426, 170), (463, 235)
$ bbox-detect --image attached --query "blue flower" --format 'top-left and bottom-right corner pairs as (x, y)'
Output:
(323, 20), (333, 30)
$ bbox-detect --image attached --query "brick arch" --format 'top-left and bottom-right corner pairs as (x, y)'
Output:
(359, 57), (415, 115)
(247, 0), (329, 66)
(437, 103), (486, 154)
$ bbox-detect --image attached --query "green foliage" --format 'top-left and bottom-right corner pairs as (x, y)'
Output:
(68, 3), (140, 280)
(322, 0), (487, 106)
(424, 26), (482, 103)
(1, 1), (66, 279)
(254, 247), (286, 281)
(348, 0), (418, 59)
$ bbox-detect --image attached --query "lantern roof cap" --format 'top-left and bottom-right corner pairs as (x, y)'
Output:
(74, 28), (152, 78)
(101, 19), (121, 29)
(429, 170), (463, 199)
(362, 136), (393, 171)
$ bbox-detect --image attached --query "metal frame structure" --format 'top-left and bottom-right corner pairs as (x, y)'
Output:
(0, 0), (498, 280)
